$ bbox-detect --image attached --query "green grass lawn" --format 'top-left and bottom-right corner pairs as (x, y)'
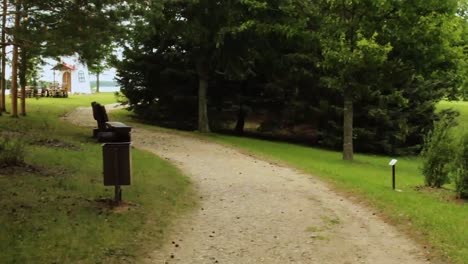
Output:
(113, 101), (468, 264)
(439, 100), (468, 137)
(0, 94), (195, 263)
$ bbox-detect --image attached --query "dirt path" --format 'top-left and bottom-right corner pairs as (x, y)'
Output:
(65, 106), (431, 264)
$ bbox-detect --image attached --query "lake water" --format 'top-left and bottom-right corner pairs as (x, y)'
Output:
(97, 86), (120, 93)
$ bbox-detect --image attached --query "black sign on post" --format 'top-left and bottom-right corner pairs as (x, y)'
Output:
(389, 159), (398, 190)
(103, 142), (131, 204)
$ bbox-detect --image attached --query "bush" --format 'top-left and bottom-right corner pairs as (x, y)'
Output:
(420, 117), (455, 188)
(451, 133), (468, 199)
(0, 133), (26, 167)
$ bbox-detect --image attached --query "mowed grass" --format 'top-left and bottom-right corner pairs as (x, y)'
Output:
(0, 94), (194, 263)
(439, 100), (468, 137)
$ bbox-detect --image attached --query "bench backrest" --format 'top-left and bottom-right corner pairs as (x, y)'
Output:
(91, 102), (109, 130)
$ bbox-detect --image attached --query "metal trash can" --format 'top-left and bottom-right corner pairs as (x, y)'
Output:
(103, 142), (131, 187)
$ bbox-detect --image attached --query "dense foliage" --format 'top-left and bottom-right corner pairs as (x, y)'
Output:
(116, 0), (467, 156)
(451, 133), (468, 198)
(420, 116), (456, 188)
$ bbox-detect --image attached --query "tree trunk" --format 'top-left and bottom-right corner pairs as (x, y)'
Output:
(0, 53), (2, 116)
(96, 72), (100, 93)
(11, 47), (18, 118)
(0, 52), (2, 116)
(10, 1), (20, 118)
(20, 48), (27, 116)
(19, 4), (28, 116)
(342, 93), (354, 161)
(235, 81), (248, 134)
(195, 58), (210, 133)
(0, 0), (7, 113)
(235, 105), (246, 134)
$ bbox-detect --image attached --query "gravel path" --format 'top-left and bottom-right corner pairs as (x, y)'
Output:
(65, 106), (430, 264)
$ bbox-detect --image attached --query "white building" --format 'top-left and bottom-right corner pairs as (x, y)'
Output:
(50, 57), (92, 94)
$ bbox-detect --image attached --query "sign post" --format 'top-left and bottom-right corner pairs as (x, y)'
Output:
(389, 159), (398, 190)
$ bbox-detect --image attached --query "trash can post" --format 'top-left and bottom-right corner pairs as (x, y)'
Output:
(113, 147), (121, 204)
(115, 185), (122, 204)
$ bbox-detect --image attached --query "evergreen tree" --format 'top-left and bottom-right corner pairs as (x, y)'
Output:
(116, 0), (465, 156)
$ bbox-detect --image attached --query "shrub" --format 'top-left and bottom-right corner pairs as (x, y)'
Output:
(0, 133), (26, 167)
(451, 133), (468, 199)
(420, 117), (455, 188)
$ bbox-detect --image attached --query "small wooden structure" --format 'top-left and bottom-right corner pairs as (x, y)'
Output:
(52, 63), (76, 92)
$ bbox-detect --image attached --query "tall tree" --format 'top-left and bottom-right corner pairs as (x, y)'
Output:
(318, 0), (461, 160)
(0, 0), (7, 113)
(456, 2), (468, 100)
(88, 61), (107, 93)
(318, 0), (392, 160)
(10, 0), (21, 118)
(19, 4), (29, 116)
(88, 44), (115, 93)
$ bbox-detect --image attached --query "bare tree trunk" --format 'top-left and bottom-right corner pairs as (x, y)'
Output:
(235, 106), (246, 134)
(96, 71), (100, 93)
(11, 48), (18, 118)
(195, 58), (210, 133)
(0, 52), (2, 116)
(343, 93), (354, 161)
(0, 53), (2, 116)
(10, 1), (20, 118)
(0, 0), (7, 113)
(19, 4), (28, 116)
(235, 81), (248, 134)
(20, 47), (27, 116)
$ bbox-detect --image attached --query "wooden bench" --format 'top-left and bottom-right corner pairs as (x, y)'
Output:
(91, 102), (132, 142)
(106, 122), (132, 142)
(47, 88), (68, 98)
